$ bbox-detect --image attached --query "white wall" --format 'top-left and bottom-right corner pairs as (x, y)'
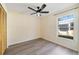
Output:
(2, 4), (41, 46)
(40, 8), (79, 51)
(7, 12), (40, 46)
(40, 15), (56, 41)
(75, 8), (79, 51)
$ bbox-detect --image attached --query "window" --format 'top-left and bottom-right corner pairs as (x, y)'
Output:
(58, 14), (74, 39)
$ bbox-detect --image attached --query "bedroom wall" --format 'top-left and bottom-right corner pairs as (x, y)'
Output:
(7, 12), (40, 46)
(40, 7), (79, 51)
(40, 15), (56, 41)
(2, 3), (41, 46)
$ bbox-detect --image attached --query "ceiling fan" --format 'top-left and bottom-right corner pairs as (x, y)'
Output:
(28, 4), (49, 16)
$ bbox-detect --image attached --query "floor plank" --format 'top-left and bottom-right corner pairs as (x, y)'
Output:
(4, 38), (78, 55)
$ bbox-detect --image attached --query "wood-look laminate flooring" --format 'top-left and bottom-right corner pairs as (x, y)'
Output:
(4, 38), (78, 55)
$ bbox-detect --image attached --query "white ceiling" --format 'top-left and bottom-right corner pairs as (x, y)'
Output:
(6, 3), (77, 16)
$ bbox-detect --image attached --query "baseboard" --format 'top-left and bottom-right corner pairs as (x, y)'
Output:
(8, 37), (41, 47)
(8, 37), (78, 53)
(41, 37), (78, 52)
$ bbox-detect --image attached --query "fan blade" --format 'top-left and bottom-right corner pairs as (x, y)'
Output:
(40, 11), (49, 13)
(28, 7), (37, 12)
(31, 13), (37, 15)
(40, 4), (46, 11)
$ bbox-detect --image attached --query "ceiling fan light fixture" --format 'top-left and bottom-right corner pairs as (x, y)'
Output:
(37, 13), (41, 16)
(35, 13), (41, 16)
